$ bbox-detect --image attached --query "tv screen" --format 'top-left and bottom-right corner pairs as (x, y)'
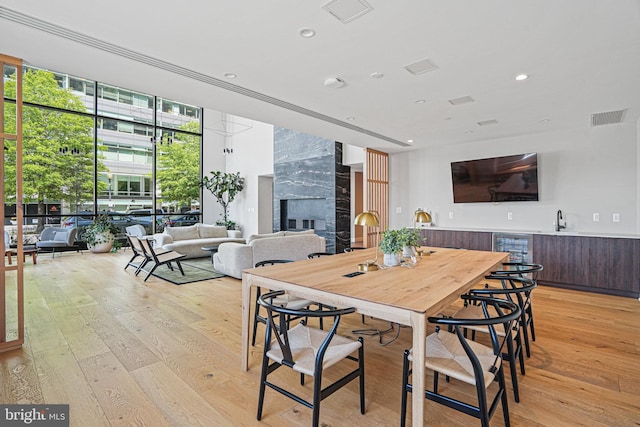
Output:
(451, 153), (539, 203)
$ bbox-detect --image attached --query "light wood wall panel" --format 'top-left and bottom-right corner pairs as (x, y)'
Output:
(364, 148), (388, 248)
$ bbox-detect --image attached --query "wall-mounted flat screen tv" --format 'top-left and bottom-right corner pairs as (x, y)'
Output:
(451, 153), (539, 203)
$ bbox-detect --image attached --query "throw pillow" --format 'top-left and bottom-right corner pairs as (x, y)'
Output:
(164, 225), (199, 241)
(53, 231), (69, 242)
(198, 224), (227, 238)
(246, 231), (285, 244)
(283, 229), (315, 236)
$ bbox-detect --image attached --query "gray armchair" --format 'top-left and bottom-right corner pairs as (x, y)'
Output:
(36, 227), (79, 258)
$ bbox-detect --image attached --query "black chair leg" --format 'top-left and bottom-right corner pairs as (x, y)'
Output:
(400, 350), (410, 427)
(358, 339), (365, 414)
(144, 264), (158, 282)
(527, 305), (536, 341)
(252, 288), (263, 346)
(312, 369), (323, 427)
(498, 365), (511, 427)
(256, 355), (271, 421)
(505, 334), (520, 403)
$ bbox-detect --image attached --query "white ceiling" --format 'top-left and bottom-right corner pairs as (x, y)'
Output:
(1, 0), (640, 153)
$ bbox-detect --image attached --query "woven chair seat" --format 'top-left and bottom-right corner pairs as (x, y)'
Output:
(267, 323), (362, 377)
(271, 294), (314, 311)
(408, 330), (500, 387)
(453, 304), (517, 338)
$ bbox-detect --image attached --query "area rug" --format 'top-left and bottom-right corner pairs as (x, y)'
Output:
(150, 258), (225, 285)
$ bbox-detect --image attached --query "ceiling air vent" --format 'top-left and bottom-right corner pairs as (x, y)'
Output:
(477, 119), (498, 126)
(591, 109), (626, 126)
(448, 96), (475, 106)
(322, 0), (374, 23)
(404, 58), (439, 75)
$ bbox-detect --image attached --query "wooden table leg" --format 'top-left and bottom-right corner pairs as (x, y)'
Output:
(411, 311), (427, 427)
(5, 250), (12, 265)
(241, 272), (251, 372)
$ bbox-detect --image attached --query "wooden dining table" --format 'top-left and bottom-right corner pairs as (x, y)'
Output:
(241, 246), (509, 427)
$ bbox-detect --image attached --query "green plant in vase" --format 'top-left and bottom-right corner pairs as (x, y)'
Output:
(85, 213), (118, 253)
(379, 229), (403, 266)
(200, 171), (245, 230)
(398, 227), (421, 257)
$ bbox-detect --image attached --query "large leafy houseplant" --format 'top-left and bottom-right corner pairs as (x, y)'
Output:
(84, 213), (118, 252)
(200, 171), (245, 230)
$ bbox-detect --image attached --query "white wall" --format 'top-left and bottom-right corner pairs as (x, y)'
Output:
(390, 122), (639, 235)
(201, 109), (227, 224)
(222, 116), (274, 236)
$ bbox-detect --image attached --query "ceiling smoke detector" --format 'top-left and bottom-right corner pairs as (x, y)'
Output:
(324, 77), (346, 89)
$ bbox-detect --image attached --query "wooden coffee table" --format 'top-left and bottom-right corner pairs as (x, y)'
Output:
(6, 246), (38, 265)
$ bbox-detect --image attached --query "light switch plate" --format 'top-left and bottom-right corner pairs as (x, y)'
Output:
(448, 212), (454, 219)
(613, 213), (620, 222)
(593, 213), (599, 222)
(507, 212), (513, 220)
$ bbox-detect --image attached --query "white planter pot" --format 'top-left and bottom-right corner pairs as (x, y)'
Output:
(88, 232), (114, 253)
(402, 246), (416, 258)
(383, 253), (400, 267)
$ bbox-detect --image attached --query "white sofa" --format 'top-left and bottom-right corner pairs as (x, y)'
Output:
(213, 231), (326, 279)
(153, 224), (245, 259)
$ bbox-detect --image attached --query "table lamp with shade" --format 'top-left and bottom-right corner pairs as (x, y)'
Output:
(354, 210), (380, 271)
(413, 208), (432, 228)
(413, 209), (432, 255)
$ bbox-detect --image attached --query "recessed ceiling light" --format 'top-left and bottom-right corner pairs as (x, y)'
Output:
(224, 73), (237, 79)
(415, 99), (426, 104)
(370, 72), (384, 79)
(407, 139), (414, 143)
(299, 28), (316, 38)
(346, 116), (355, 121)
(515, 74), (529, 81)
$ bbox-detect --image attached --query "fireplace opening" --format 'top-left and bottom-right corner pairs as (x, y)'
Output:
(280, 199), (326, 231)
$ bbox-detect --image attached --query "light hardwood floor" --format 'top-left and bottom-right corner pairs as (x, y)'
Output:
(1, 251), (639, 426)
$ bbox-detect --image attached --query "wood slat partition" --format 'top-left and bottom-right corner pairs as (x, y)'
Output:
(364, 148), (388, 247)
(0, 53), (24, 353)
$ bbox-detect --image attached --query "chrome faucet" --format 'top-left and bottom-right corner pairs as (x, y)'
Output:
(556, 210), (566, 232)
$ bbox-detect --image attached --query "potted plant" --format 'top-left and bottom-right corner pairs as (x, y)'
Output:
(85, 213), (118, 253)
(398, 227), (421, 257)
(379, 229), (403, 266)
(200, 171), (245, 230)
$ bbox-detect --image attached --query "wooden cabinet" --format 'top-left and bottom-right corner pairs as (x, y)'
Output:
(419, 229), (492, 251)
(417, 229), (639, 298)
(533, 234), (640, 298)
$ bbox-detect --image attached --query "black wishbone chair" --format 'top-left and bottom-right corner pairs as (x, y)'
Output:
(401, 295), (521, 427)
(455, 276), (537, 403)
(489, 262), (543, 357)
(252, 260), (316, 346)
(257, 290), (365, 427)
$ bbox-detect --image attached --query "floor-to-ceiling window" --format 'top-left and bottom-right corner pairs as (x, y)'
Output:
(2, 65), (202, 244)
